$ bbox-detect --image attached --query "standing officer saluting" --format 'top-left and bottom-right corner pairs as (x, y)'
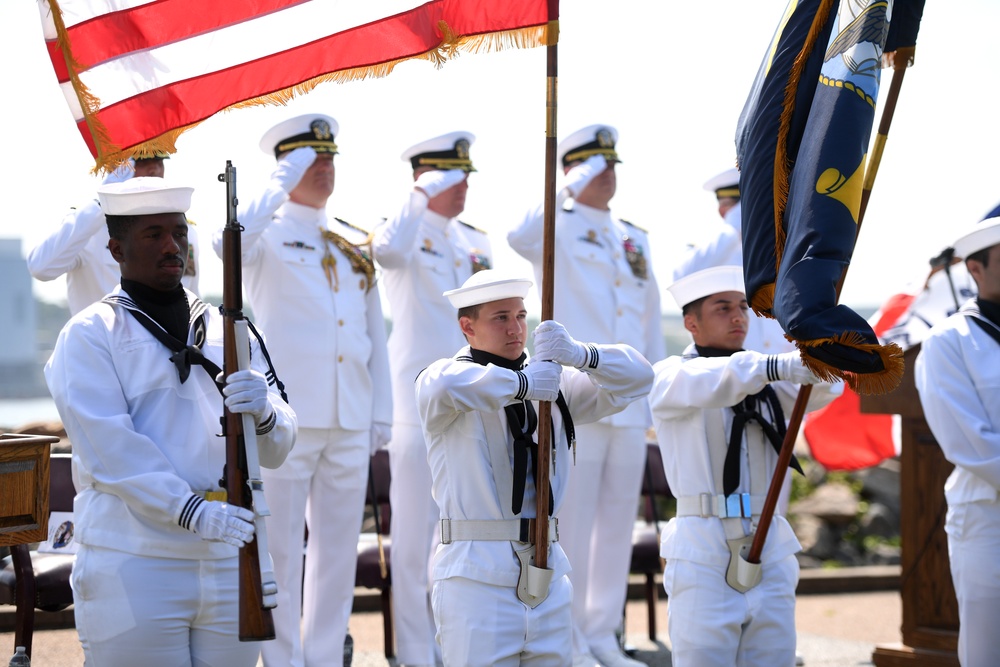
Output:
(213, 113), (392, 667)
(45, 177), (296, 666)
(372, 131), (491, 667)
(508, 124), (665, 667)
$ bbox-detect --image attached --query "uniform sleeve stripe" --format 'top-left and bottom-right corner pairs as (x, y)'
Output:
(179, 494), (203, 530)
(255, 409), (277, 435)
(586, 344), (599, 369)
(515, 370), (528, 400)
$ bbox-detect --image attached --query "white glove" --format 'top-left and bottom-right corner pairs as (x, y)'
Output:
(532, 320), (590, 368)
(102, 159), (135, 185)
(518, 360), (561, 402)
(414, 169), (467, 199)
(272, 146), (317, 193)
(191, 501), (255, 547)
(770, 351), (822, 385)
(219, 369), (273, 425)
(371, 422), (392, 454)
(74, 199), (108, 235)
(561, 154), (607, 198)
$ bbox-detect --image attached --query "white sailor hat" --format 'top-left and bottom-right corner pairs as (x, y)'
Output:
(703, 167), (741, 199)
(953, 207), (1000, 259)
(443, 269), (533, 309)
(667, 265), (745, 309)
(259, 113), (339, 157)
(557, 124), (620, 167)
(97, 177), (193, 216)
(402, 131), (476, 172)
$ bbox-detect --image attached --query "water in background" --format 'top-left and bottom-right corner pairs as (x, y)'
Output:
(0, 396), (60, 430)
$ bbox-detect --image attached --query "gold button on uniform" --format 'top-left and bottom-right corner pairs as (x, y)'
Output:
(338, 319), (344, 326)
(338, 355), (344, 362)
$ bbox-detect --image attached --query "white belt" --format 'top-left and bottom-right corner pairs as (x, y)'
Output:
(675, 493), (767, 519)
(440, 518), (559, 545)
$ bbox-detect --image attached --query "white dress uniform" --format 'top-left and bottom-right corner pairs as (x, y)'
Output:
(373, 185), (492, 664)
(508, 198), (665, 659)
(215, 186), (392, 666)
(27, 198), (201, 314)
(672, 200), (793, 355)
(648, 343), (838, 667)
(916, 299), (1000, 666)
(416, 343), (653, 667)
(44, 286), (296, 667)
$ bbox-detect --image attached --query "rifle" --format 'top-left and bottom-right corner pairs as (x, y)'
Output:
(219, 160), (278, 641)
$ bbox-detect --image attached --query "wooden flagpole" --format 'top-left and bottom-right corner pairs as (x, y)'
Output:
(747, 48), (913, 565)
(533, 1), (559, 568)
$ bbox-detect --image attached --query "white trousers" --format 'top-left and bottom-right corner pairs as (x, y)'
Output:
(71, 545), (260, 667)
(946, 499), (1000, 667)
(388, 422), (441, 665)
(558, 422), (646, 656)
(663, 554), (799, 667)
(260, 426), (369, 667)
(432, 575), (573, 667)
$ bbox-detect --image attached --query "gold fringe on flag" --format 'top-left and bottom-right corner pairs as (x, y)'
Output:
(73, 13), (557, 174)
(794, 330), (904, 395)
(749, 281), (776, 319)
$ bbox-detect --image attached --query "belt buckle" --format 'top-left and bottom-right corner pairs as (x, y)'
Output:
(719, 493), (752, 519)
(440, 519), (452, 545)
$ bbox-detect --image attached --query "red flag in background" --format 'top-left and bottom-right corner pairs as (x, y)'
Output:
(38, 0), (555, 171)
(804, 261), (977, 470)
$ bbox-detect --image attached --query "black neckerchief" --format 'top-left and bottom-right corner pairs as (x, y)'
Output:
(970, 297), (1000, 348)
(695, 344), (802, 495)
(120, 279), (221, 388)
(468, 348), (575, 516)
(978, 297), (1000, 329)
(122, 278), (189, 341)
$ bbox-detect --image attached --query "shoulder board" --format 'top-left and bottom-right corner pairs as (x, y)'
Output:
(620, 218), (647, 233)
(334, 217), (371, 235)
(457, 220), (488, 235)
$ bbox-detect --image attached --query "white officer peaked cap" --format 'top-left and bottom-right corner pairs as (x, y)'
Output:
(953, 214), (1000, 259)
(558, 124), (620, 167)
(97, 177), (193, 215)
(401, 131), (477, 172)
(667, 265), (745, 309)
(703, 167), (741, 198)
(443, 269), (533, 309)
(260, 113), (339, 157)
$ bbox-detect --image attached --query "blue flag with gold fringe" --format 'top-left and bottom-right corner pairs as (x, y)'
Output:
(736, 0), (904, 395)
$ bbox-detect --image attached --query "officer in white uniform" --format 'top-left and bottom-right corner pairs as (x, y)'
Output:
(648, 266), (839, 667)
(212, 114), (392, 667)
(415, 270), (653, 667)
(28, 154), (201, 314)
(915, 211), (1000, 667)
(672, 167), (792, 356)
(507, 124), (665, 667)
(372, 131), (492, 667)
(45, 178), (296, 667)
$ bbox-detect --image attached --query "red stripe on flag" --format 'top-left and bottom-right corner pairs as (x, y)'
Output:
(64, 0), (308, 68)
(82, 0), (548, 154)
(47, 40), (70, 83)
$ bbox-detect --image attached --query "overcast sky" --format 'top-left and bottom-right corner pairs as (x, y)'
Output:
(2, 0), (998, 317)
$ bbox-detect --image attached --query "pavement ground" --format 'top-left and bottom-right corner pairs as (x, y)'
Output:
(3, 569), (904, 666)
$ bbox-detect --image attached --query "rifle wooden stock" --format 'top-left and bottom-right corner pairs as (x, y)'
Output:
(219, 161), (276, 641)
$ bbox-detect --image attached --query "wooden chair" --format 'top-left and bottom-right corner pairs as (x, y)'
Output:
(354, 448), (394, 659)
(0, 451), (76, 656)
(628, 442), (672, 641)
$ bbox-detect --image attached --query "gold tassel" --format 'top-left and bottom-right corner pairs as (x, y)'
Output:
(749, 284), (777, 319)
(794, 330), (904, 395)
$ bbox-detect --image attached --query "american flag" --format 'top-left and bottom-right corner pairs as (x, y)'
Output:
(39, 0), (555, 171)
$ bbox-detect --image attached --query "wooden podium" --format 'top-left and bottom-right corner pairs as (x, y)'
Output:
(0, 433), (59, 658)
(861, 345), (959, 666)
